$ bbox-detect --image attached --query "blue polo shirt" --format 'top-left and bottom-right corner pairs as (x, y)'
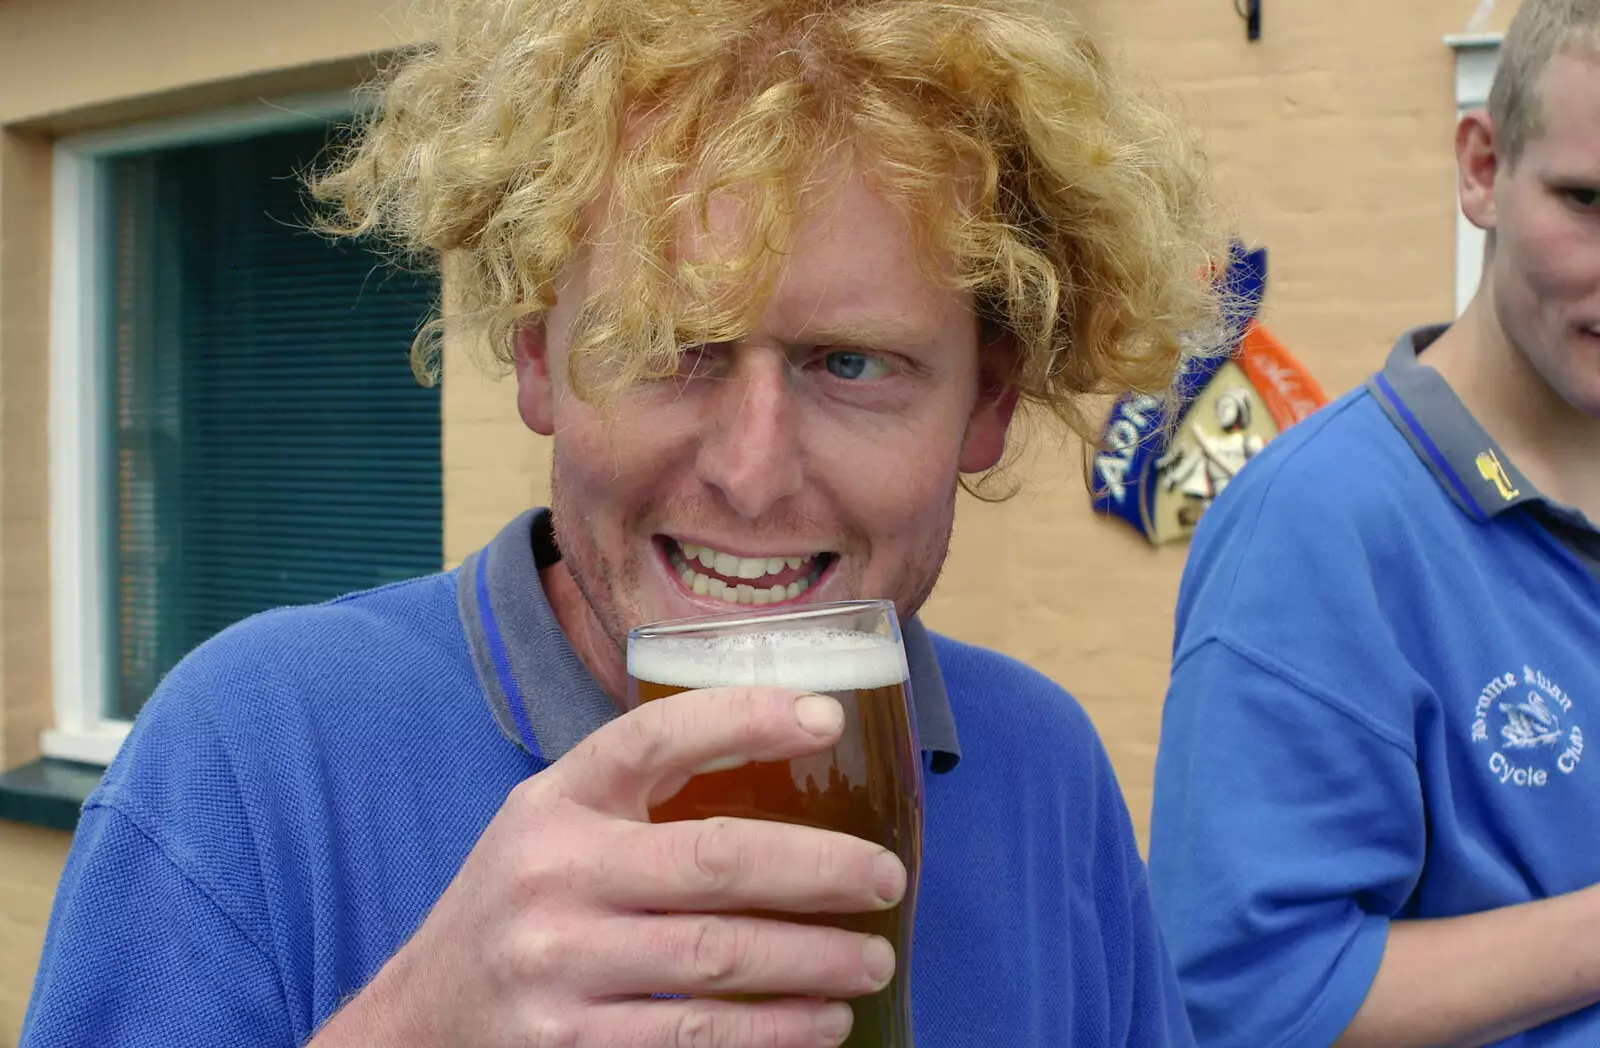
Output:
(1148, 326), (1600, 1048)
(23, 509), (1194, 1047)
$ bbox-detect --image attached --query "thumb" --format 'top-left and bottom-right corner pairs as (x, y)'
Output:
(550, 686), (844, 818)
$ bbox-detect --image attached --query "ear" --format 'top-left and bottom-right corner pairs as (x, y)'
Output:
(959, 385), (1019, 473)
(1458, 109), (1501, 233)
(958, 337), (1021, 473)
(514, 318), (556, 436)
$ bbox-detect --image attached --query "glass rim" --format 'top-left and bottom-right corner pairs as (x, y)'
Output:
(627, 598), (896, 640)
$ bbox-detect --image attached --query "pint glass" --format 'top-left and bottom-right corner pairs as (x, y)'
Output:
(626, 599), (922, 1047)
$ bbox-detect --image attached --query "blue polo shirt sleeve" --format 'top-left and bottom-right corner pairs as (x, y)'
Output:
(1121, 858), (1198, 1047)
(21, 803), (292, 1048)
(21, 655), (297, 1048)
(1147, 414), (1429, 1048)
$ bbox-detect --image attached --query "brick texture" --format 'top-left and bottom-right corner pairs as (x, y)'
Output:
(441, 0), (1502, 839)
(0, 823), (70, 1046)
(1046, 0), (1495, 831)
(0, 0), (1519, 1034)
(0, 131), (54, 774)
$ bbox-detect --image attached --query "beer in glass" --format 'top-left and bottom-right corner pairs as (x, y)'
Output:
(627, 599), (922, 1048)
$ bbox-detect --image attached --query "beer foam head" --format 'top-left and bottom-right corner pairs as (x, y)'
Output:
(629, 628), (907, 692)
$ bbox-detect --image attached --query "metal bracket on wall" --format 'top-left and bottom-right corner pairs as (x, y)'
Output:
(1234, 0), (1261, 41)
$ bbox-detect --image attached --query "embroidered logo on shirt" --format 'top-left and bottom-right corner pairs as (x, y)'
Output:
(1476, 449), (1521, 502)
(1471, 666), (1583, 787)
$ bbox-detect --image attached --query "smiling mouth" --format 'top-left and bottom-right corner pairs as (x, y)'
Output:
(661, 538), (836, 606)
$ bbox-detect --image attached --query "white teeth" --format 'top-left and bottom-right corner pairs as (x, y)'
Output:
(677, 562), (817, 604)
(673, 541), (827, 598)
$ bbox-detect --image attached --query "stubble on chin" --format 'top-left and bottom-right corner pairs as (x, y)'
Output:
(546, 469), (639, 659)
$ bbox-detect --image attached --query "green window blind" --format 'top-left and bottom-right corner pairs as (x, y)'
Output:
(107, 125), (442, 721)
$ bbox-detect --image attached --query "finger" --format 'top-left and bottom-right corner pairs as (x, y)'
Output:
(581, 995), (855, 1048)
(574, 913), (894, 999)
(554, 687), (845, 818)
(595, 817), (906, 914)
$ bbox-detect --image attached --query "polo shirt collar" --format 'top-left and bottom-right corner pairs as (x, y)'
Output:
(1368, 326), (1592, 526)
(456, 510), (962, 772)
(1367, 326), (1600, 577)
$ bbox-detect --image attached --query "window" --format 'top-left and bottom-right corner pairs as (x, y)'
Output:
(1450, 34), (1502, 316)
(48, 96), (443, 763)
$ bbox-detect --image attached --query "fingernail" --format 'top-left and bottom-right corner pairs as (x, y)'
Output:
(862, 936), (896, 987)
(815, 1001), (853, 1043)
(794, 694), (843, 736)
(873, 851), (906, 905)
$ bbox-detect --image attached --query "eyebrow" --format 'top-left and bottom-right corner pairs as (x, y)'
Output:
(1545, 172), (1600, 184)
(777, 316), (947, 352)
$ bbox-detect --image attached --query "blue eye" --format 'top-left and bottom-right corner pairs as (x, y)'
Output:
(823, 351), (891, 381)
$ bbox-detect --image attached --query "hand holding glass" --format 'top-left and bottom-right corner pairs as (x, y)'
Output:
(627, 600), (923, 1047)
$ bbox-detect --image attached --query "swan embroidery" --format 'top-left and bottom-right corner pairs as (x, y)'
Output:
(1500, 692), (1563, 749)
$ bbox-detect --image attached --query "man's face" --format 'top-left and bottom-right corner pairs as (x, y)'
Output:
(1484, 49), (1600, 416)
(516, 167), (1015, 655)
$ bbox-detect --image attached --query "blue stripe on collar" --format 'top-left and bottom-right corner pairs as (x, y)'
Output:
(474, 546), (543, 759)
(1371, 371), (1488, 521)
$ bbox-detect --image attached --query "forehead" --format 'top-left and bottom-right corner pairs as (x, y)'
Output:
(755, 172), (966, 334)
(1523, 48), (1600, 169)
(583, 164), (974, 343)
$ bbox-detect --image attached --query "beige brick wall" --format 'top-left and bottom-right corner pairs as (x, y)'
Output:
(0, 0), (1518, 1036)
(1024, 0), (1490, 830)
(0, 0), (410, 128)
(0, 124), (67, 1047)
(0, 823), (71, 1046)
(440, 296), (551, 571)
(445, 0), (1501, 834)
(0, 2), (423, 1038)
(0, 130), (56, 776)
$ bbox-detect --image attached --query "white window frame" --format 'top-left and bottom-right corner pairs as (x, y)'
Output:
(1447, 33), (1503, 316)
(45, 90), (360, 765)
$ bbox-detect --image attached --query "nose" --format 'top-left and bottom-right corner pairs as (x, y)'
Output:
(694, 347), (806, 520)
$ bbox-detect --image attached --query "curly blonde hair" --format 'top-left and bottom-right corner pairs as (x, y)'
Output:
(313, 0), (1228, 444)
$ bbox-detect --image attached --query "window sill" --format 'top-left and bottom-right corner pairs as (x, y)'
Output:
(0, 758), (103, 832)
(41, 723), (129, 766)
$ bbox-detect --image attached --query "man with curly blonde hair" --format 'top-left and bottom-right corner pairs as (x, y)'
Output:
(24, 1), (1222, 1046)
